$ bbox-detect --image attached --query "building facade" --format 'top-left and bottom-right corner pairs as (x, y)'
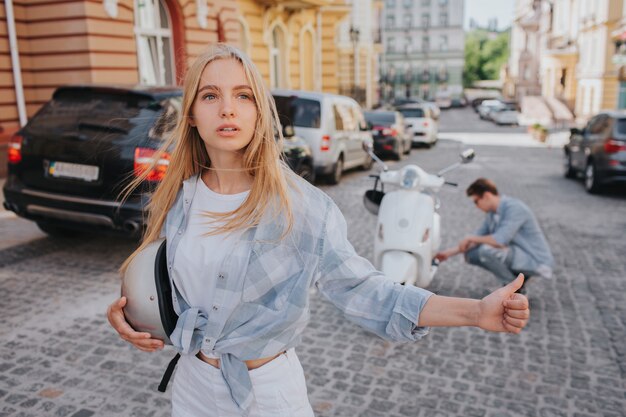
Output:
(509, 0), (625, 123)
(574, 0), (622, 119)
(508, 0), (543, 102)
(0, 0), (351, 175)
(612, 0), (626, 108)
(336, 0), (383, 108)
(379, 0), (465, 103)
(540, 0), (579, 112)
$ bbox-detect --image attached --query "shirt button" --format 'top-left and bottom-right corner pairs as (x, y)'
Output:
(218, 273), (225, 279)
(204, 338), (211, 343)
(212, 305), (218, 311)
(178, 229), (183, 235)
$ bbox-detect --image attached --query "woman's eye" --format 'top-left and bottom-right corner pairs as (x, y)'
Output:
(203, 93), (216, 100)
(238, 93), (252, 100)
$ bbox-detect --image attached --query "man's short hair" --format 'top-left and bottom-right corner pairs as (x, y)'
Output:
(466, 178), (499, 197)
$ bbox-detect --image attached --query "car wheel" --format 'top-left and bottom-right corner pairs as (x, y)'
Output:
(36, 222), (81, 237)
(584, 161), (602, 193)
(327, 157), (343, 185)
(563, 153), (576, 179)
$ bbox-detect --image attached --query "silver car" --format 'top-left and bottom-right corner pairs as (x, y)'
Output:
(490, 107), (520, 125)
(272, 90), (373, 184)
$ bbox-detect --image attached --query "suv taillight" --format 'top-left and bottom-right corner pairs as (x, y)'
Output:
(604, 138), (626, 154)
(8, 134), (23, 164)
(320, 135), (330, 151)
(134, 147), (170, 181)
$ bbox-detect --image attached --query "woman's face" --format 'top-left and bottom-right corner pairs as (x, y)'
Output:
(189, 58), (258, 160)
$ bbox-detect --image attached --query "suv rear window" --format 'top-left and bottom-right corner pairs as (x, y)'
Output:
(398, 108), (425, 118)
(273, 96), (321, 129)
(26, 89), (155, 133)
(364, 112), (395, 125)
(616, 118), (626, 135)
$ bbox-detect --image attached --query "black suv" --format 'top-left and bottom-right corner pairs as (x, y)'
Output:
(564, 111), (626, 193)
(4, 85), (182, 237)
(3, 85), (314, 237)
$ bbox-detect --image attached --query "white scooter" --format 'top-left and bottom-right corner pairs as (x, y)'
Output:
(363, 144), (475, 288)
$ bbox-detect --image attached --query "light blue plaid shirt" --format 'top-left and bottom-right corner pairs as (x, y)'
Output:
(163, 170), (433, 415)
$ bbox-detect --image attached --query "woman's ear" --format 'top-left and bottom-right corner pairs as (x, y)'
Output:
(188, 115), (196, 127)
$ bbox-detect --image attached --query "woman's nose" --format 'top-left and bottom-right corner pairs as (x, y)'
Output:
(220, 99), (235, 118)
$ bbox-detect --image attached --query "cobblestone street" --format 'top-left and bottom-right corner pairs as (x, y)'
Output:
(1, 116), (625, 416)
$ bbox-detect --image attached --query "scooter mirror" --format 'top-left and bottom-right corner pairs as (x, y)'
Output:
(460, 149), (475, 163)
(363, 190), (385, 215)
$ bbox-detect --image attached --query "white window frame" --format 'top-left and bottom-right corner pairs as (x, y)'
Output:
(134, 0), (176, 85)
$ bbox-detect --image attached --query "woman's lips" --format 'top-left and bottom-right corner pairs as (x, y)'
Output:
(216, 125), (240, 137)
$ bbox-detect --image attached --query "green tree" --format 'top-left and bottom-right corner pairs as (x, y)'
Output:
(463, 29), (510, 88)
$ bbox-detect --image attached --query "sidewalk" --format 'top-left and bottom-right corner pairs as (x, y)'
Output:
(0, 177), (46, 250)
(439, 131), (570, 148)
(0, 177), (13, 219)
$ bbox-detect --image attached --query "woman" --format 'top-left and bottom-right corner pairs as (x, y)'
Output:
(107, 44), (530, 417)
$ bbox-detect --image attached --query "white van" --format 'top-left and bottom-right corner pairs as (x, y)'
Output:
(272, 89), (373, 184)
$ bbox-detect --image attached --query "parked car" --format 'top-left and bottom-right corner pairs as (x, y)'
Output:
(477, 99), (504, 120)
(490, 106), (520, 125)
(272, 89), (373, 184)
(435, 91), (452, 109)
(280, 125), (315, 184)
(564, 111), (626, 193)
(423, 102), (441, 121)
(396, 104), (438, 147)
(451, 94), (468, 108)
(2, 85), (317, 237)
(363, 110), (411, 160)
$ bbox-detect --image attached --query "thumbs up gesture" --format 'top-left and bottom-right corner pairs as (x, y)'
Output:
(477, 274), (530, 333)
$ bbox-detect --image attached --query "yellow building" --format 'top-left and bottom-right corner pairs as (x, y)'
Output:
(541, 0), (578, 112)
(610, 0), (626, 108)
(235, 0), (350, 93)
(574, 0), (622, 120)
(0, 0), (352, 176)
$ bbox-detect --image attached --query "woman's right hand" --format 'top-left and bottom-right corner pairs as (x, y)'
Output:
(106, 296), (164, 352)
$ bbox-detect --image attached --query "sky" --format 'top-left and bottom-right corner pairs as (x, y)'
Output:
(464, 0), (515, 31)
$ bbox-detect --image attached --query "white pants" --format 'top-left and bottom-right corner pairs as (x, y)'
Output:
(171, 348), (315, 417)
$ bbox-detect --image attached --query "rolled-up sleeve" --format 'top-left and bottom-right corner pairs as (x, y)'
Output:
(315, 200), (433, 342)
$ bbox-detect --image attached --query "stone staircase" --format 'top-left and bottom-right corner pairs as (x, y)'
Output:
(518, 95), (575, 128)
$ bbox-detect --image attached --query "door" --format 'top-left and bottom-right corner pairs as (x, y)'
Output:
(332, 102), (355, 168)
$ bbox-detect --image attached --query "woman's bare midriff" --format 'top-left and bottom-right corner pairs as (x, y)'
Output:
(197, 351), (285, 370)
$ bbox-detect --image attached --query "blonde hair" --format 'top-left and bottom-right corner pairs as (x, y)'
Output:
(121, 43), (293, 272)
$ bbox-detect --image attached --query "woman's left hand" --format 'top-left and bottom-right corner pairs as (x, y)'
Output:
(477, 274), (530, 333)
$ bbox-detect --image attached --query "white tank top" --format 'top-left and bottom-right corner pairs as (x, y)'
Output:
(172, 179), (249, 315)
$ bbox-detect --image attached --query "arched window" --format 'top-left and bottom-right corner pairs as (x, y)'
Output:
(134, 0), (175, 85)
(270, 25), (287, 89)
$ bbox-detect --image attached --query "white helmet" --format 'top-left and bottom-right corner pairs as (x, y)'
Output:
(122, 238), (178, 345)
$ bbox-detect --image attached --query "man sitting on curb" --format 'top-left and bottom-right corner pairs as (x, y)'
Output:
(435, 178), (554, 294)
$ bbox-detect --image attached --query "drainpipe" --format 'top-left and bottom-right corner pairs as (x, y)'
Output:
(5, 0), (27, 127)
(316, 9), (322, 91)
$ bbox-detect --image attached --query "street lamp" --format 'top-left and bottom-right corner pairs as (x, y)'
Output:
(349, 25), (360, 100)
